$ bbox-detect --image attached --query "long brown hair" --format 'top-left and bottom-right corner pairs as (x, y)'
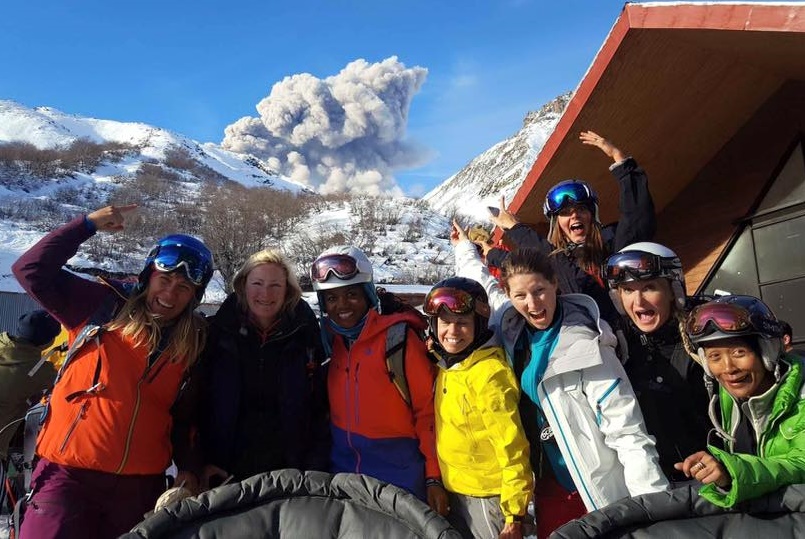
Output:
(106, 289), (207, 367)
(548, 214), (607, 275)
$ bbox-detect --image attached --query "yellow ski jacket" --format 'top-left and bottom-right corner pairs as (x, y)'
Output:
(435, 343), (533, 522)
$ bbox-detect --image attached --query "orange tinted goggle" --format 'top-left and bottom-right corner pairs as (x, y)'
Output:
(424, 287), (490, 318)
(686, 302), (753, 337)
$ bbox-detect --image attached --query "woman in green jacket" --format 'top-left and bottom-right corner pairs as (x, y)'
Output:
(424, 277), (533, 539)
(675, 294), (805, 508)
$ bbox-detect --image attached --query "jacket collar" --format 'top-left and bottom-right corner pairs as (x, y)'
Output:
(720, 355), (803, 441)
(496, 294), (613, 378)
(435, 335), (500, 371)
(212, 292), (306, 339)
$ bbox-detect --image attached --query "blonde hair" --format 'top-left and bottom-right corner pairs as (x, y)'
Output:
(232, 249), (302, 317)
(676, 306), (702, 364)
(106, 289), (207, 367)
(548, 215), (607, 275)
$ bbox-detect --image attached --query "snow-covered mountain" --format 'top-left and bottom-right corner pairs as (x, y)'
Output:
(0, 100), (307, 193)
(0, 93), (567, 298)
(0, 100), (455, 298)
(424, 93), (569, 220)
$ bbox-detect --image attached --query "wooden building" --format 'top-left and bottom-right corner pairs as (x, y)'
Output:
(507, 2), (805, 342)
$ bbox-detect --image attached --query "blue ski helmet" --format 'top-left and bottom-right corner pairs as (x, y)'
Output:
(137, 234), (214, 301)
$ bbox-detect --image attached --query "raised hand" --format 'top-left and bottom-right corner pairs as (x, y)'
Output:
(86, 204), (138, 233)
(490, 195), (519, 231)
(451, 219), (470, 246)
(579, 130), (626, 163)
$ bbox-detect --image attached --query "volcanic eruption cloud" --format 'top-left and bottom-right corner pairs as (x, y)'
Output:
(222, 57), (429, 195)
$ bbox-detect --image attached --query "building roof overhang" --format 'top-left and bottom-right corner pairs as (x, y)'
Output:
(510, 2), (805, 226)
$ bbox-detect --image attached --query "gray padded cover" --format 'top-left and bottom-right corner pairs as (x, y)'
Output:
(123, 469), (461, 539)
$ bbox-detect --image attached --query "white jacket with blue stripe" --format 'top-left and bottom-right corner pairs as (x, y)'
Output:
(455, 240), (669, 511)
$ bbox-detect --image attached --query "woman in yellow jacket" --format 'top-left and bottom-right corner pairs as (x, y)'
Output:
(424, 277), (533, 539)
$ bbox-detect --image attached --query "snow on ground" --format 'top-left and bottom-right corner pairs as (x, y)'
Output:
(0, 222), (50, 293)
(0, 101), (459, 300)
(0, 197), (456, 302)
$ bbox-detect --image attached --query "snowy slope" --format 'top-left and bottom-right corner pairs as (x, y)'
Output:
(0, 100), (307, 193)
(424, 93), (569, 221)
(0, 93), (570, 297)
(0, 103), (456, 297)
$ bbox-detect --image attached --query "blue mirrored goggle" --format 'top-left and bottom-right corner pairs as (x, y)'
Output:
(544, 182), (594, 215)
(148, 244), (212, 286)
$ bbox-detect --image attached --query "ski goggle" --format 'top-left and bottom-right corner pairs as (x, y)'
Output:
(604, 251), (667, 285)
(423, 287), (490, 318)
(148, 244), (212, 287)
(310, 254), (359, 283)
(686, 302), (754, 338)
(544, 182), (595, 216)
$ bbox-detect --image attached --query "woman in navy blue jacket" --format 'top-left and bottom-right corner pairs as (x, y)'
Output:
(197, 249), (329, 486)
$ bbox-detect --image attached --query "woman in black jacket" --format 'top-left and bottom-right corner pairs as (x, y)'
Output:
(603, 241), (711, 482)
(485, 131), (656, 326)
(198, 249), (330, 487)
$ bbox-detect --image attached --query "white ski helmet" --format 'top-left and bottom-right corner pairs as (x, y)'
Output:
(310, 246), (374, 291)
(604, 242), (686, 314)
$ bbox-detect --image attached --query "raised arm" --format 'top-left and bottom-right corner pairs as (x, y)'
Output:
(581, 132), (657, 250)
(12, 205), (138, 328)
(489, 196), (552, 255)
(452, 220), (509, 313)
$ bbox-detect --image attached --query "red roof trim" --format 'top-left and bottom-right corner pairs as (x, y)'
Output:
(508, 2), (805, 219)
(626, 3), (805, 33)
(508, 6), (632, 215)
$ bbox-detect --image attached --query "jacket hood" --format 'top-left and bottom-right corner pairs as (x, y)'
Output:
(0, 332), (48, 366)
(494, 293), (618, 376)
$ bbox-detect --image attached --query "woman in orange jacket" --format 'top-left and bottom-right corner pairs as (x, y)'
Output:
(12, 205), (214, 539)
(310, 245), (448, 515)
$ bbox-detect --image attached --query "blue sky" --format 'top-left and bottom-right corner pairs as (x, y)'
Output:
(2, 1), (647, 196)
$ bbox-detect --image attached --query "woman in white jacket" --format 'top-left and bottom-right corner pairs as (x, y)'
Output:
(452, 223), (667, 537)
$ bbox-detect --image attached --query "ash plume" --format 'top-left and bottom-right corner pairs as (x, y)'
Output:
(222, 57), (429, 195)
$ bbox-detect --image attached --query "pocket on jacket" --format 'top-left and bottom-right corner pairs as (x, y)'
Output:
(558, 371), (582, 393)
(57, 401), (89, 454)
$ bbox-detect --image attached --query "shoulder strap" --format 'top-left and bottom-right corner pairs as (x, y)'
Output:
(22, 404), (46, 492)
(20, 323), (106, 493)
(385, 322), (411, 407)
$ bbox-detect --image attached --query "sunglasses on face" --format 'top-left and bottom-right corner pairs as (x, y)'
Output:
(423, 287), (490, 318)
(544, 182), (594, 216)
(310, 254), (359, 283)
(149, 244), (211, 286)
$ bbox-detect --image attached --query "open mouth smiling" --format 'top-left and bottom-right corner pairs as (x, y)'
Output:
(634, 309), (656, 323)
(156, 298), (175, 309)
